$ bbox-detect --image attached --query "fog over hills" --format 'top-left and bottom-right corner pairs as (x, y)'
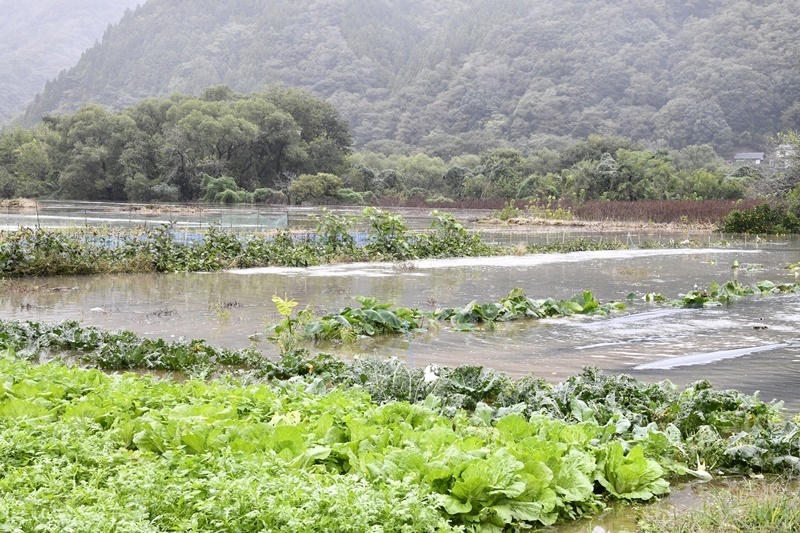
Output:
(17, 0), (800, 154)
(0, 0), (141, 124)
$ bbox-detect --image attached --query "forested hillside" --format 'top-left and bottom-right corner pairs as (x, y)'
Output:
(0, 0), (141, 124)
(18, 0), (800, 154)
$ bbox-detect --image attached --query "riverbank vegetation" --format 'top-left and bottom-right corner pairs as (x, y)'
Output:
(2, 89), (799, 220)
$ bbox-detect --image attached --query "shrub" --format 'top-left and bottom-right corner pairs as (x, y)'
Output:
(492, 200), (524, 221)
(215, 189), (241, 204)
(336, 188), (369, 205)
(202, 175), (241, 203)
(253, 188), (287, 204)
(721, 203), (800, 234)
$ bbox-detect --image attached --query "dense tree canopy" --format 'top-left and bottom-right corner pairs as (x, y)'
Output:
(0, 87), (351, 202)
(15, 0), (800, 155)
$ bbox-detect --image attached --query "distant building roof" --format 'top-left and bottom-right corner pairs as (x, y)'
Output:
(734, 152), (765, 160)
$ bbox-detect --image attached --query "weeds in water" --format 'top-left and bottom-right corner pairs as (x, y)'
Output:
(0, 210), (655, 279)
(527, 236), (627, 253)
(638, 478), (800, 532)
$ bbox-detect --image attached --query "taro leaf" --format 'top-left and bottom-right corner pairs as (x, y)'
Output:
(332, 315), (351, 328)
(304, 322), (325, 337)
(377, 309), (403, 330)
(560, 301), (583, 313)
(574, 291), (599, 313)
(480, 303), (502, 321)
(361, 308), (383, 324)
(355, 295), (377, 308)
(454, 301), (477, 322)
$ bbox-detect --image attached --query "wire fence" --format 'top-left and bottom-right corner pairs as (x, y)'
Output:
(1, 202), (290, 235)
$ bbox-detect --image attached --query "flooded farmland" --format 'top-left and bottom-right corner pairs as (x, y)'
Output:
(3, 241), (799, 412)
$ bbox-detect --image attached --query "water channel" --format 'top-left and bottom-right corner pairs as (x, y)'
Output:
(3, 240), (799, 412)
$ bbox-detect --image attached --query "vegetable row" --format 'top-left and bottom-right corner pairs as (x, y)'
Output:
(1, 353), (798, 532)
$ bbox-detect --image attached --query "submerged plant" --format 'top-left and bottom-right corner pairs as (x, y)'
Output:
(671, 279), (800, 308)
(303, 296), (427, 342)
(434, 288), (626, 330)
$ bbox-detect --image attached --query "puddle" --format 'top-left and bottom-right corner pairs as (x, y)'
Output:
(554, 477), (800, 533)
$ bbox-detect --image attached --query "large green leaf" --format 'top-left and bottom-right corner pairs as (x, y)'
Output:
(596, 442), (670, 500)
(0, 398), (50, 419)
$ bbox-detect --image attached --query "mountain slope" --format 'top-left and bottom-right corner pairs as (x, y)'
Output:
(0, 0), (141, 124)
(19, 0), (800, 154)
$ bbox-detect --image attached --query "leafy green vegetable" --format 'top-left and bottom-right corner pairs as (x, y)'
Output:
(595, 442), (670, 500)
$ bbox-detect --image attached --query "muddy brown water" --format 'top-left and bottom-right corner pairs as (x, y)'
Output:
(3, 242), (799, 412)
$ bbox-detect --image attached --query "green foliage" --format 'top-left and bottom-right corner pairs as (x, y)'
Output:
(287, 173), (344, 205)
(0, 350), (798, 531)
(311, 209), (358, 259)
(595, 443), (670, 500)
(2, 87), (350, 202)
(0, 319), (262, 372)
(670, 279), (800, 308)
(252, 187), (285, 204)
(362, 207), (412, 260)
(15, 0), (800, 160)
(412, 210), (493, 258)
(303, 296), (427, 343)
(336, 187), (373, 205)
(198, 180), (254, 204)
(492, 201), (524, 221)
(527, 237), (627, 254)
(722, 202), (800, 234)
(267, 288), (625, 345)
(434, 289), (626, 331)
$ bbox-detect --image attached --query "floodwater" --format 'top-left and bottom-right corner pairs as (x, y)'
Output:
(0, 200), (488, 232)
(3, 242), (799, 412)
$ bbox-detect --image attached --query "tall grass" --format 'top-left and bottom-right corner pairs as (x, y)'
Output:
(370, 198), (762, 225)
(573, 200), (761, 224)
